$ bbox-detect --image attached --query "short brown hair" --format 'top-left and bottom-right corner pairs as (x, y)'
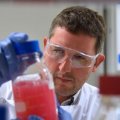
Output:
(49, 6), (106, 53)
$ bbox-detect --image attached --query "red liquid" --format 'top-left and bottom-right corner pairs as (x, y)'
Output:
(13, 80), (58, 120)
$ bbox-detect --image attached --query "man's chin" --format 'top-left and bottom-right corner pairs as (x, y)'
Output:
(55, 85), (72, 97)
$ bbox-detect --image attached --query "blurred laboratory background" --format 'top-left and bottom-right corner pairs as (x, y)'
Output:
(0, 1), (120, 86)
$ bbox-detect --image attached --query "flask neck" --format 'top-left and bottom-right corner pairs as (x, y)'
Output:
(17, 52), (41, 75)
(18, 52), (40, 64)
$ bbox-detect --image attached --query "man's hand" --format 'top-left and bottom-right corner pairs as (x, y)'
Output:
(0, 32), (29, 85)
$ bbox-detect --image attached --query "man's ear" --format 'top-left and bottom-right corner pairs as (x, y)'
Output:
(92, 54), (105, 72)
(43, 37), (47, 49)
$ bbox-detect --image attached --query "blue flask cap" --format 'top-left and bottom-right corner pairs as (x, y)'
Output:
(13, 40), (43, 57)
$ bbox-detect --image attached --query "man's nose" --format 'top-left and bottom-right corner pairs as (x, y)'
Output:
(58, 57), (72, 74)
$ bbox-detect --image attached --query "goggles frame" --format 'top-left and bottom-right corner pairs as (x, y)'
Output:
(45, 40), (99, 68)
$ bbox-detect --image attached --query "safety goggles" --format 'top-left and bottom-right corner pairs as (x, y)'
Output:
(45, 40), (99, 68)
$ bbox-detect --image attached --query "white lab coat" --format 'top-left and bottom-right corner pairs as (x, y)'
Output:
(61, 83), (100, 120)
(0, 81), (100, 120)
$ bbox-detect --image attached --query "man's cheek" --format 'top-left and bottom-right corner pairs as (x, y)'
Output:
(45, 60), (56, 74)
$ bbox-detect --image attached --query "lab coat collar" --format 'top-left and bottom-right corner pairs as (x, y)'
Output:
(61, 89), (81, 106)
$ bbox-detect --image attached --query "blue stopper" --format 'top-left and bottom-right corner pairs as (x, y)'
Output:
(13, 40), (43, 57)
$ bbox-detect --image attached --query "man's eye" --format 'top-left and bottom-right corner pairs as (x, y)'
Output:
(74, 55), (86, 60)
(73, 55), (92, 65)
(52, 47), (64, 55)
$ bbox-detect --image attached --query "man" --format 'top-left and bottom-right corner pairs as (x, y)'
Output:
(43, 6), (106, 120)
(0, 6), (106, 120)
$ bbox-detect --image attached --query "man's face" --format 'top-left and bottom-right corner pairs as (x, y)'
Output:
(43, 27), (104, 102)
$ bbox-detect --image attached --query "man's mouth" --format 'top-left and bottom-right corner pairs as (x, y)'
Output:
(56, 76), (73, 82)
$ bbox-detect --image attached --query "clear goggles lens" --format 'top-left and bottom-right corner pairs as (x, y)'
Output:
(45, 40), (99, 68)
